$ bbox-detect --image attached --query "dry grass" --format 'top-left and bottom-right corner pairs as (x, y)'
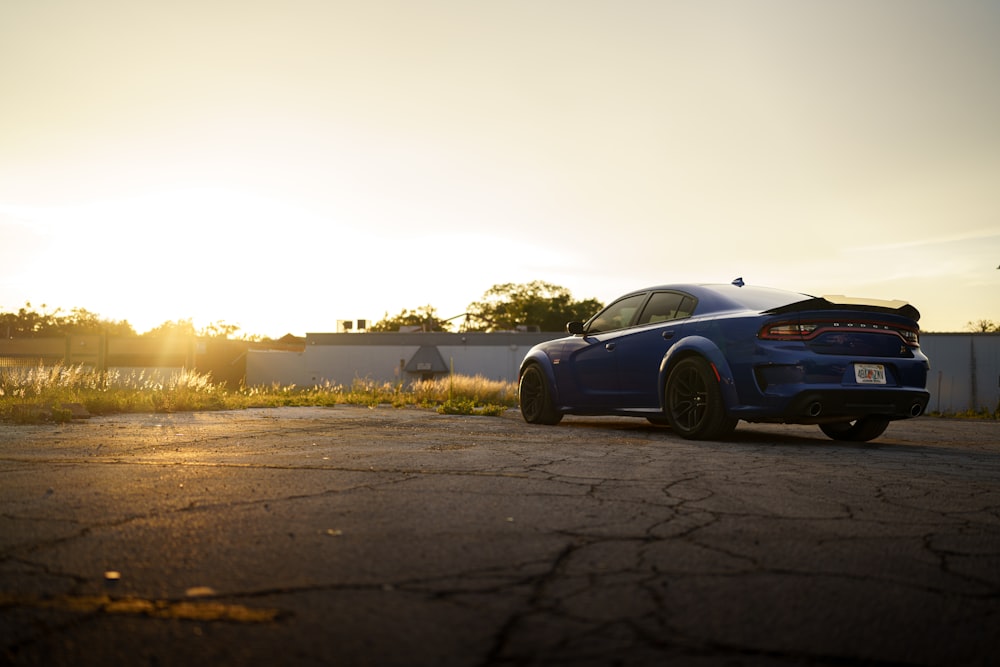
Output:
(0, 364), (518, 423)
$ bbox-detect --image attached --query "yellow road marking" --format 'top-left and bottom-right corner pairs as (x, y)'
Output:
(0, 593), (282, 623)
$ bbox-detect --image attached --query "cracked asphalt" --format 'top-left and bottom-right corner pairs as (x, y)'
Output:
(1, 407), (998, 666)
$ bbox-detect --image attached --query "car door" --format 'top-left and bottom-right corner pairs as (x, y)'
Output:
(556, 293), (648, 408)
(614, 291), (697, 407)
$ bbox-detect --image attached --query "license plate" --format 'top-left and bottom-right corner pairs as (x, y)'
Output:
(854, 363), (886, 385)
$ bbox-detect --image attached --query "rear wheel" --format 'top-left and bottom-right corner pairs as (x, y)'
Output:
(665, 357), (737, 440)
(819, 417), (890, 442)
(518, 364), (563, 425)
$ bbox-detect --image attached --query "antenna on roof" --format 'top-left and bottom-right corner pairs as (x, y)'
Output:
(731, 277), (745, 287)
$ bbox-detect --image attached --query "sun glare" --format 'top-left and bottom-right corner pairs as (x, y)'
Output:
(4, 187), (383, 336)
(4, 186), (577, 337)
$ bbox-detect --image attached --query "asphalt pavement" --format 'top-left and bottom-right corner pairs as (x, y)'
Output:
(1, 407), (998, 666)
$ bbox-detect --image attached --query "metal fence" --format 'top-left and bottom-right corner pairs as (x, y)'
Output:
(920, 334), (1000, 413)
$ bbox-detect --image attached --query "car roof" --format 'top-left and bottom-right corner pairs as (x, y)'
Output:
(624, 283), (812, 314)
(623, 283), (920, 320)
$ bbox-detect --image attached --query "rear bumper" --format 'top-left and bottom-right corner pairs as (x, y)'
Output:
(733, 388), (930, 424)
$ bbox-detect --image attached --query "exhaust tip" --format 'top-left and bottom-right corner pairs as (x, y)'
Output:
(807, 402), (822, 417)
(910, 403), (923, 417)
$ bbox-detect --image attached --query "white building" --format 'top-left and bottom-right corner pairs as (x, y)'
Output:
(247, 331), (561, 387)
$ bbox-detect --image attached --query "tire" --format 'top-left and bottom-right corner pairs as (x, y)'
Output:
(518, 364), (563, 425)
(665, 356), (737, 440)
(819, 417), (890, 442)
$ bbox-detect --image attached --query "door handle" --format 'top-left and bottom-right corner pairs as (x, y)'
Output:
(605, 343), (616, 351)
(662, 331), (675, 340)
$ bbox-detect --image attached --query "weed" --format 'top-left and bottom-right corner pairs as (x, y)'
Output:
(0, 363), (518, 423)
(437, 398), (476, 415)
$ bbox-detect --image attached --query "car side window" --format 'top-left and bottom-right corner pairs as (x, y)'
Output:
(636, 292), (696, 325)
(587, 294), (647, 333)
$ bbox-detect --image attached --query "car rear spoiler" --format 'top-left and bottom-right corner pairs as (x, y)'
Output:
(765, 295), (921, 322)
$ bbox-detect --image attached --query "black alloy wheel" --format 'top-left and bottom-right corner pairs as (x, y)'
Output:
(665, 356), (737, 440)
(518, 364), (563, 425)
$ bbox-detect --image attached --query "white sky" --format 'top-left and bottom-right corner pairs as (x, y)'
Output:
(2, 0), (998, 336)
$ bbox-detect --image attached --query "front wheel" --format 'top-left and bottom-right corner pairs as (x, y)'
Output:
(819, 417), (890, 442)
(518, 364), (563, 425)
(665, 357), (737, 440)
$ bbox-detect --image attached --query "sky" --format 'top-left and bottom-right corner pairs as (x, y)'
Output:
(2, 0), (998, 337)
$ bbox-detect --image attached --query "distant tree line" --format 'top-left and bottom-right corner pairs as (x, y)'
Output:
(0, 304), (136, 338)
(1, 282), (601, 339)
(0, 304), (254, 340)
(6, 288), (996, 339)
(369, 281), (603, 333)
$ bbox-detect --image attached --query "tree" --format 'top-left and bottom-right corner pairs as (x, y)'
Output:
(0, 303), (56, 337)
(0, 302), (136, 337)
(142, 318), (197, 337)
(369, 305), (454, 332)
(199, 320), (244, 339)
(967, 319), (1000, 333)
(465, 281), (603, 332)
(63, 307), (137, 336)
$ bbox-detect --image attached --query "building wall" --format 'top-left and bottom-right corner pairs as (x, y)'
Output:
(246, 332), (562, 387)
(921, 334), (1000, 413)
(246, 332), (1000, 414)
(245, 349), (308, 387)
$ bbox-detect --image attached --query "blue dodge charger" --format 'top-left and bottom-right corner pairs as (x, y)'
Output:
(518, 280), (930, 442)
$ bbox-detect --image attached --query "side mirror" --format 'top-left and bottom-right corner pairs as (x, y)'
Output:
(566, 321), (585, 335)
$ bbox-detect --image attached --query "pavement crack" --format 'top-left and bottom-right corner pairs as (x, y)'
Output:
(482, 541), (581, 666)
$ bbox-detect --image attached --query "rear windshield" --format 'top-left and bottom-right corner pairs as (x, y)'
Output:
(723, 286), (810, 312)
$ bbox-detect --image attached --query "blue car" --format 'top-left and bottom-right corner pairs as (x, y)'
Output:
(517, 280), (930, 442)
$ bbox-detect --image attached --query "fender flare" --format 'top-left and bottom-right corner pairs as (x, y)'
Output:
(518, 349), (562, 407)
(658, 336), (739, 412)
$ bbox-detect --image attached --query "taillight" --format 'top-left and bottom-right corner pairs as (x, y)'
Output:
(761, 323), (818, 338)
(760, 319), (920, 346)
(898, 329), (920, 345)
